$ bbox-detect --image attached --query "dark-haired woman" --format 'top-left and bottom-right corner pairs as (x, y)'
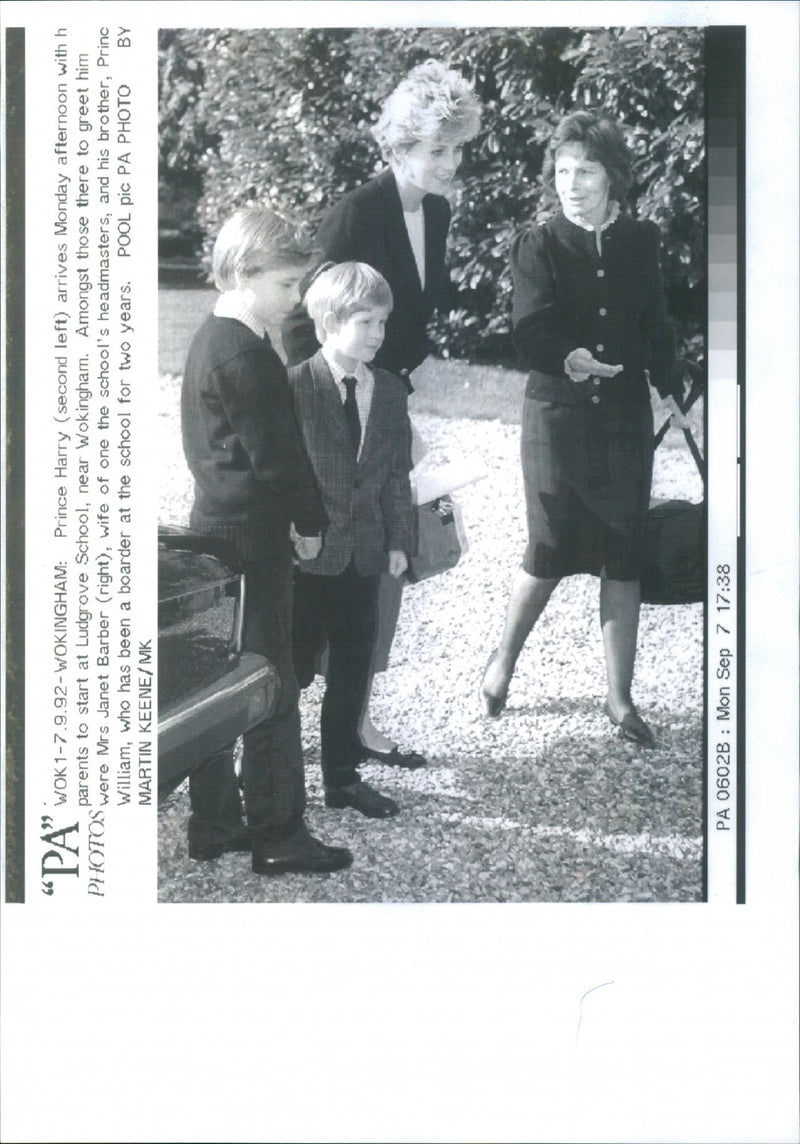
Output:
(481, 111), (687, 746)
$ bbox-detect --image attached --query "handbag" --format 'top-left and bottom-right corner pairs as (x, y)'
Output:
(641, 364), (706, 606)
(405, 496), (464, 583)
(404, 454), (484, 584)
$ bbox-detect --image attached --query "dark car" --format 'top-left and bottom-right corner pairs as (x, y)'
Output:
(158, 524), (279, 797)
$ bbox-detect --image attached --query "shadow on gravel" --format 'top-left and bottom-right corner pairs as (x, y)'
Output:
(158, 412), (703, 906)
(158, 714), (703, 905)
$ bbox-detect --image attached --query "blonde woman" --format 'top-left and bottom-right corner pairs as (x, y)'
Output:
(285, 59), (482, 767)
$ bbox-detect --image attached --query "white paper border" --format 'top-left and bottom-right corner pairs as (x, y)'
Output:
(2, 3), (798, 1142)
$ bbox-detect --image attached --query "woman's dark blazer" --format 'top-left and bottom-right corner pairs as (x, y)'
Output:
(283, 168), (452, 377)
(512, 211), (678, 405)
(512, 211), (679, 560)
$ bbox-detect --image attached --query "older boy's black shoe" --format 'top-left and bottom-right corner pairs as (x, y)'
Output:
(252, 831), (353, 876)
(188, 827), (251, 861)
(325, 780), (400, 818)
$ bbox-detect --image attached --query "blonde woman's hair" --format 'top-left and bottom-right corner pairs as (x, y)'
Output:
(371, 59), (482, 158)
(212, 205), (316, 292)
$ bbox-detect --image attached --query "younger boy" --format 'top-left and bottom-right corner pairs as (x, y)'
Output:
(180, 206), (352, 875)
(289, 262), (415, 818)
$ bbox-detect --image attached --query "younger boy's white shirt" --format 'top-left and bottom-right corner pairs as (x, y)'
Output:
(321, 347), (374, 459)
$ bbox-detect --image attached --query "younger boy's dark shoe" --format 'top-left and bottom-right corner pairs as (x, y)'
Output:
(252, 830), (353, 876)
(188, 826), (251, 861)
(325, 780), (400, 818)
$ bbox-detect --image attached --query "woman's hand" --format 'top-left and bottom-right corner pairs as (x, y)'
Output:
(661, 394), (690, 430)
(564, 347), (623, 382)
(388, 550), (408, 578)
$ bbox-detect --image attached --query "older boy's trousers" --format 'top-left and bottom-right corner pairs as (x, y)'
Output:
(188, 525), (307, 847)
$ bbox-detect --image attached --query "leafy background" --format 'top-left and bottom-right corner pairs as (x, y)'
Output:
(158, 26), (705, 365)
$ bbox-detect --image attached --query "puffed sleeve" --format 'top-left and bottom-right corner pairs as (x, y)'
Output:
(511, 225), (578, 376)
(639, 220), (678, 400)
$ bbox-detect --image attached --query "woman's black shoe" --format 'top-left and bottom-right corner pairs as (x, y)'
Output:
(361, 746), (427, 769)
(480, 651), (509, 718)
(603, 701), (656, 748)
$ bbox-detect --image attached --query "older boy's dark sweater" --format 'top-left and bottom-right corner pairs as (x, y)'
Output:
(181, 315), (326, 537)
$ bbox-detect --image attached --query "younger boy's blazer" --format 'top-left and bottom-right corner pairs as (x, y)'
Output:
(288, 351), (415, 577)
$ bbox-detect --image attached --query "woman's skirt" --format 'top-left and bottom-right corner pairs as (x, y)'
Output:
(521, 394), (654, 580)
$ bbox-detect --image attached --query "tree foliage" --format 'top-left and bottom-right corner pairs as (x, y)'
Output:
(158, 25), (705, 363)
(157, 29), (216, 254)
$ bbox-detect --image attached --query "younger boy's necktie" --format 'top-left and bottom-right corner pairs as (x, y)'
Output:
(342, 376), (361, 455)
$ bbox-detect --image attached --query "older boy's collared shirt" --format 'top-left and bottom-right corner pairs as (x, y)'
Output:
(321, 347), (374, 459)
(214, 291), (266, 340)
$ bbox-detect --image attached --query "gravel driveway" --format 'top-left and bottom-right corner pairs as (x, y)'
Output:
(158, 378), (704, 903)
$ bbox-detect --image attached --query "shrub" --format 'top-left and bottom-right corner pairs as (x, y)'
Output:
(158, 26), (705, 364)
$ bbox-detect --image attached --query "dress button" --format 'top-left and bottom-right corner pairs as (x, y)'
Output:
(591, 395), (600, 404)
(596, 344), (604, 352)
(597, 269), (605, 278)
(593, 377), (600, 386)
(599, 307), (607, 316)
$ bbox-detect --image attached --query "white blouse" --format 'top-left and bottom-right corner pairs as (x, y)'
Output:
(402, 206), (426, 290)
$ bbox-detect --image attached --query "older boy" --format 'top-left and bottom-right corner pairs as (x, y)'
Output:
(289, 262), (415, 818)
(181, 206), (352, 875)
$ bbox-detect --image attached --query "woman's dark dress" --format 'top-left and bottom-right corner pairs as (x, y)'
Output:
(511, 210), (677, 580)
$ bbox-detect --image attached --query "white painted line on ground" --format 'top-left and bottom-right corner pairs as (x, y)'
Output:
(435, 812), (702, 861)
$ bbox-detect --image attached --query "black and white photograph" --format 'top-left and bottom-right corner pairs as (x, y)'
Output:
(1, 3), (798, 1143)
(156, 24), (707, 904)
